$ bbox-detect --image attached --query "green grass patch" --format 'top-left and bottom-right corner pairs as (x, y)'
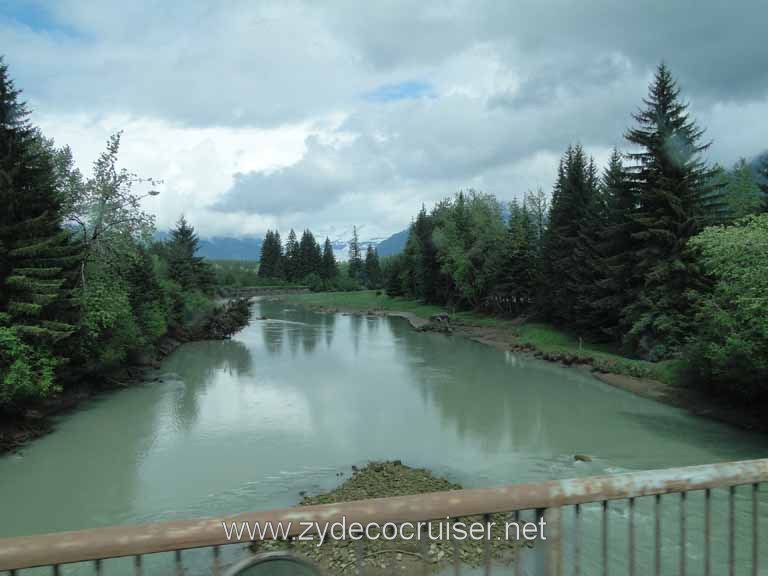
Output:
(284, 290), (447, 319)
(512, 323), (680, 385)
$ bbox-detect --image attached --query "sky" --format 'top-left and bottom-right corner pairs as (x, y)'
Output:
(2, 0), (767, 240)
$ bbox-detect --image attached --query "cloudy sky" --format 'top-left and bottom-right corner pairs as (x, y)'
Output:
(2, 0), (767, 241)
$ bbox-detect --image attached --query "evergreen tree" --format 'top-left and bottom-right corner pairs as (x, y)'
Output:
(492, 200), (537, 314)
(348, 226), (363, 281)
(721, 159), (764, 221)
(284, 229), (300, 282)
(258, 230), (283, 279)
(271, 230), (284, 279)
(568, 156), (607, 335)
(403, 205), (444, 303)
(258, 230), (277, 278)
(592, 149), (638, 339)
(364, 244), (382, 288)
(320, 237), (337, 280)
(167, 216), (213, 293)
(540, 145), (597, 325)
(298, 229), (322, 279)
(383, 254), (406, 297)
(0, 58), (81, 402)
(622, 63), (717, 359)
(0, 62), (80, 339)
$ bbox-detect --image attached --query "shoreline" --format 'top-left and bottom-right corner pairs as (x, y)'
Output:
(0, 335), (184, 455)
(4, 294), (763, 456)
(290, 299), (768, 435)
(0, 296), (254, 456)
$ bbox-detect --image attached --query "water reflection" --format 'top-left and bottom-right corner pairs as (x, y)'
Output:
(262, 319), (285, 356)
(321, 312), (335, 349)
(2, 299), (767, 576)
(349, 313), (363, 355)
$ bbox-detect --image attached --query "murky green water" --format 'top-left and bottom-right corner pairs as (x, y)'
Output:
(1, 299), (766, 574)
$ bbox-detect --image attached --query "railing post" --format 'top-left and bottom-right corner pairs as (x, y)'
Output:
(543, 507), (562, 576)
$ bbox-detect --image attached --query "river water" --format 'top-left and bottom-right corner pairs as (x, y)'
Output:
(1, 299), (766, 574)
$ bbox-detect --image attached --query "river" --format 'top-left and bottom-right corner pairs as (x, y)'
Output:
(1, 298), (766, 575)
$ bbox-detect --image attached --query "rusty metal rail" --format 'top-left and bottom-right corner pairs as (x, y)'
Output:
(1, 458), (766, 574)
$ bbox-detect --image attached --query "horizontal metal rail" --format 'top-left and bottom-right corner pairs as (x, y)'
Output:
(1, 457), (767, 572)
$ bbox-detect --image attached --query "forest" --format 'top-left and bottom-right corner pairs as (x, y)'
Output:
(256, 225), (382, 291)
(0, 58), (250, 414)
(2, 56), (767, 417)
(380, 64), (768, 404)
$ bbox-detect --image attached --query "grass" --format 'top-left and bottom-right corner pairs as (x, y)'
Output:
(512, 323), (681, 384)
(284, 290), (681, 385)
(285, 290), (447, 318)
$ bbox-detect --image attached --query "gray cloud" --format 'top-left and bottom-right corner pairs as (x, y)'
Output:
(213, 132), (398, 215)
(3, 0), (767, 238)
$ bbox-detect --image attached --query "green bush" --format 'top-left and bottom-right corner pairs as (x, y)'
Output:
(684, 215), (768, 402)
(0, 327), (59, 406)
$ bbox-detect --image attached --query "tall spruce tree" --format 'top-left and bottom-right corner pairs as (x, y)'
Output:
(722, 159), (764, 221)
(622, 63), (717, 359)
(0, 61), (79, 344)
(364, 244), (382, 288)
(592, 149), (637, 339)
(298, 229), (322, 279)
(402, 206), (443, 303)
(284, 229), (300, 282)
(320, 237), (337, 280)
(540, 145), (597, 325)
(258, 230), (274, 278)
(347, 226), (363, 281)
(492, 199), (537, 314)
(0, 58), (81, 401)
(258, 230), (284, 279)
(271, 230), (284, 279)
(167, 216), (213, 293)
(568, 156), (606, 335)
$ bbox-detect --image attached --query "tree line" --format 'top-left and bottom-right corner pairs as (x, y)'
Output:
(383, 64), (768, 403)
(258, 225), (382, 290)
(0, 58), (250, 412)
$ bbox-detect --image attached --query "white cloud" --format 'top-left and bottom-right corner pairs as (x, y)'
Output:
(36, 113), (330, 233)
(4, 0), (767, 240)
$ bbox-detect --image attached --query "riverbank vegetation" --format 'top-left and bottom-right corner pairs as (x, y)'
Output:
(378, 64), (766, 404)
(0, 58), (251, 420)
(362, 65), (767, 405)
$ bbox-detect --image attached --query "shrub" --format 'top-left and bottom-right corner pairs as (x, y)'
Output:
(0, 327), (59, 407)
(684, 215), (768, 402)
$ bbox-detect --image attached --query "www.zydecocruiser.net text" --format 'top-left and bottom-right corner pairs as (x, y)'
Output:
(222, 516), (547, 547)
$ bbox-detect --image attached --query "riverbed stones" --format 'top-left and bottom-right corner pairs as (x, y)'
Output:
(418, 314), (453, 334)
(252, 461), (523, 574)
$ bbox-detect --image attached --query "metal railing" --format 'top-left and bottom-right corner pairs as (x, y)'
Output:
(1, 458), (766, 575)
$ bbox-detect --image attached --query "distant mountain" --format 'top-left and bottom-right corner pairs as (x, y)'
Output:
(151, 226), (412, 261)
(198, 236), (263, 261)
(154, 231), (263, 261)
(376, 228), (410, 257)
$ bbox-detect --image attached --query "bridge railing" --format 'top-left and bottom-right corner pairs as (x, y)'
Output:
(1, 458), (766, 575)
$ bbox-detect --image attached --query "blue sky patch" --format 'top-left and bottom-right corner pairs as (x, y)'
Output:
(0, 1), (80, 37)
(363, 80), (435, 103)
